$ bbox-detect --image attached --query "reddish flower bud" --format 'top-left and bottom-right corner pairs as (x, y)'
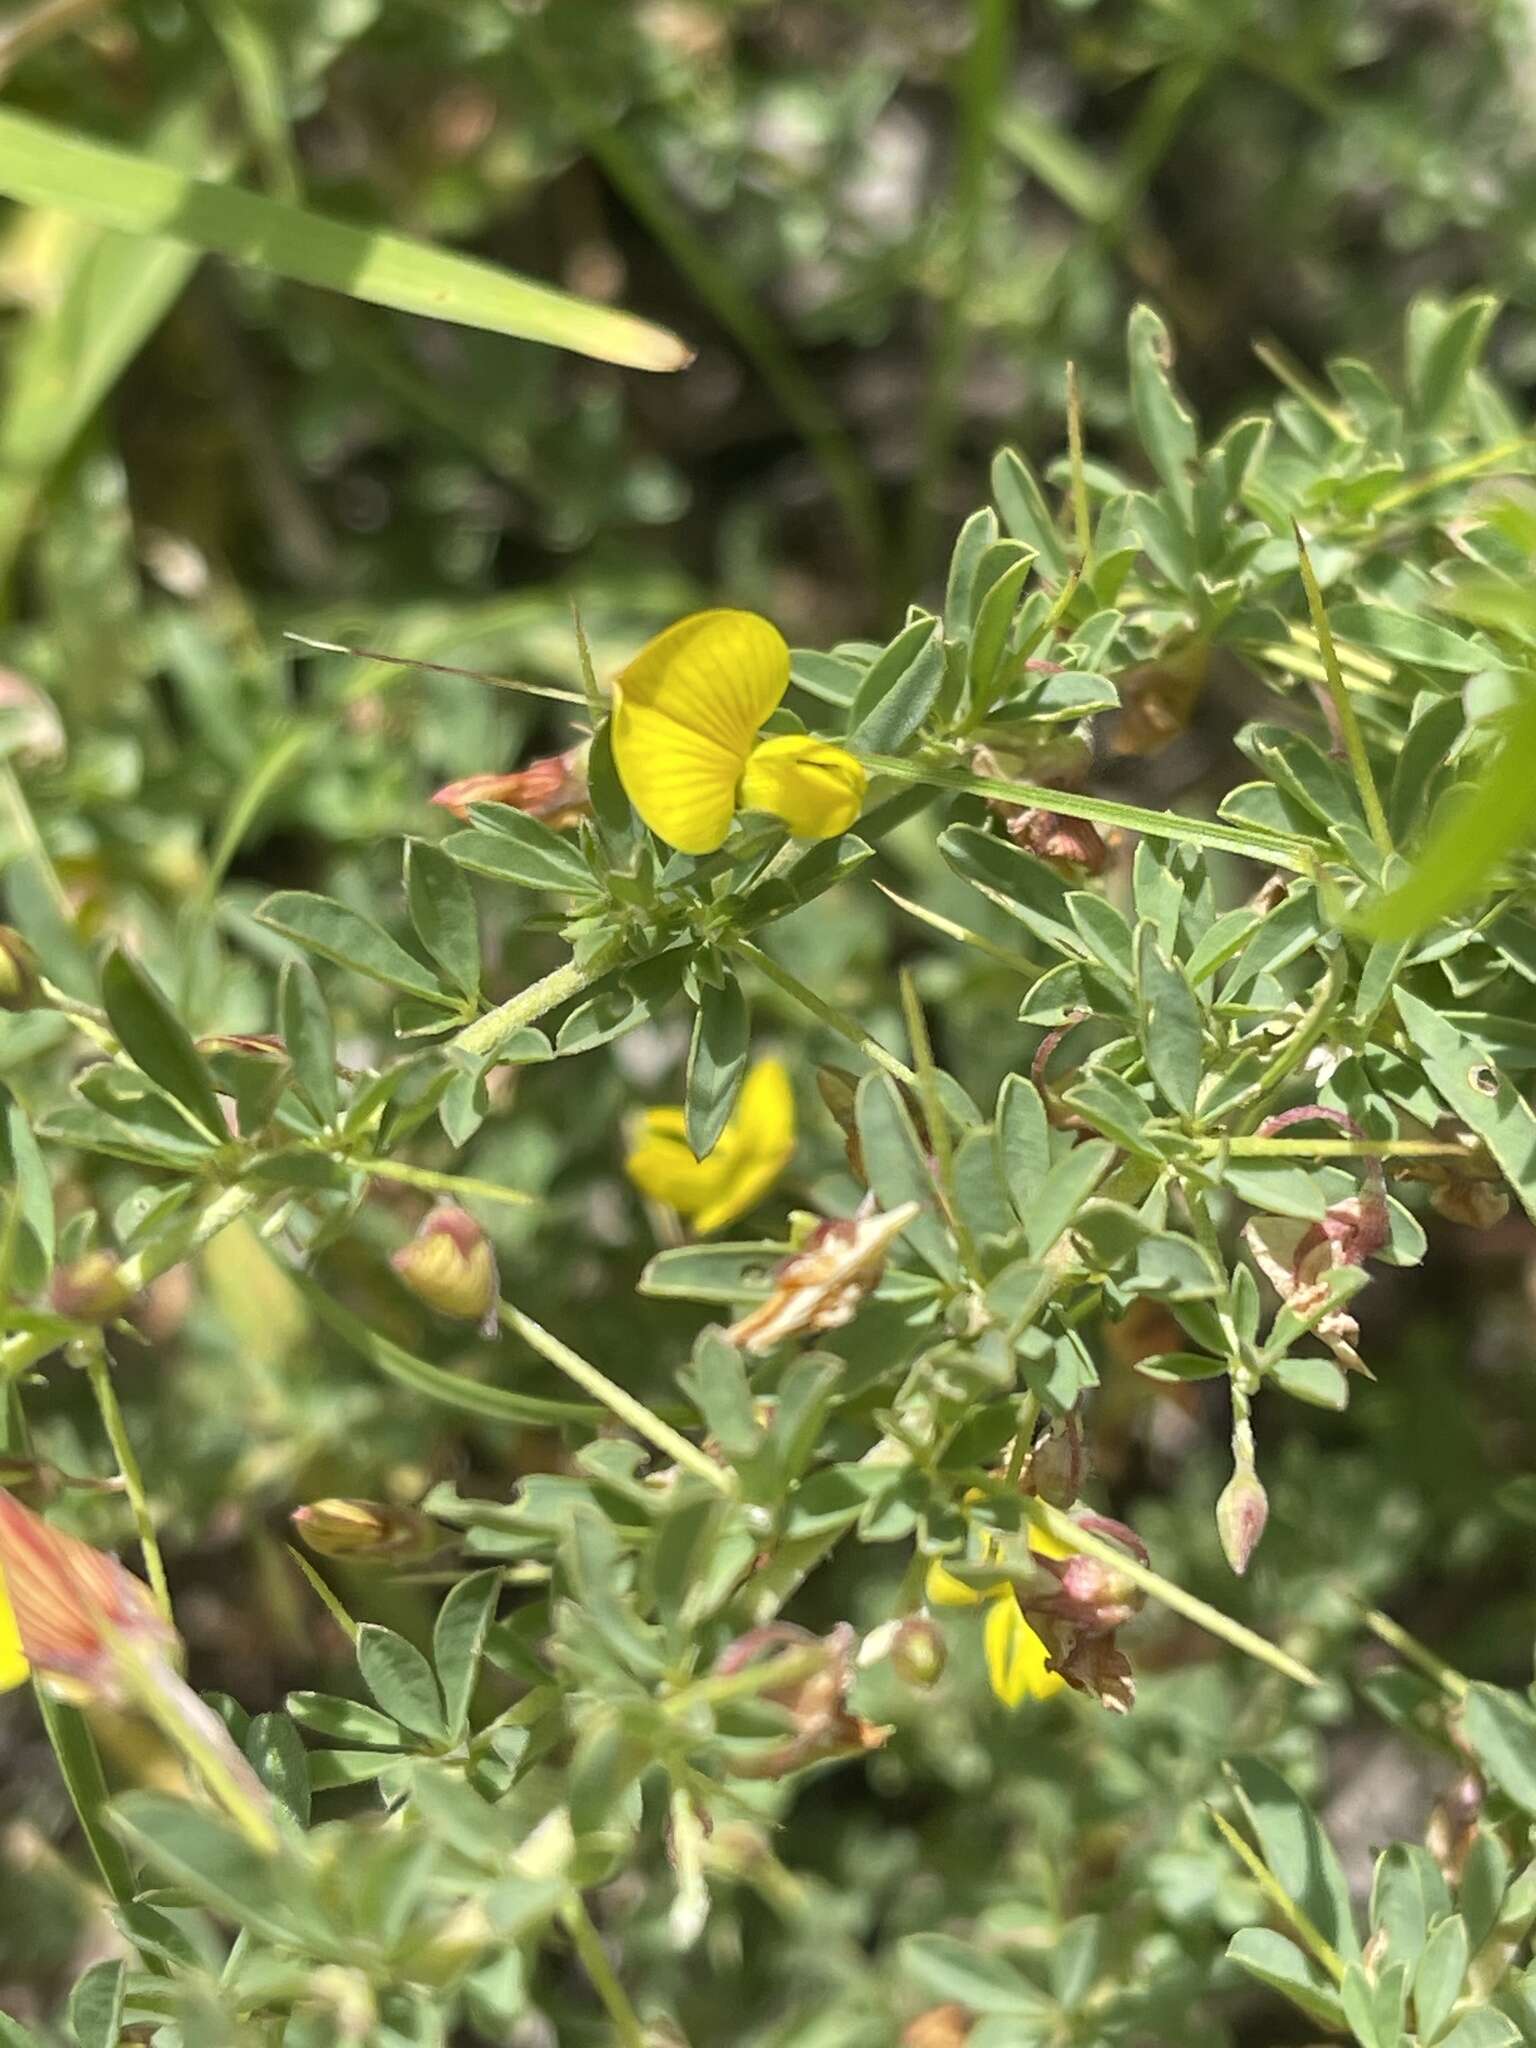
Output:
(431, 745), (590, 827)
(903, 2008), (974, 2048)
(390, 1205), (499, 1334)
(1215, 1464), (1269, 1576)
(291, 1499), (445, 1564)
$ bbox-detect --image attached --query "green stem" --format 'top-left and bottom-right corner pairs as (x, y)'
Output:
(1354, 1602), (1469, 1703)
(355, 1157), (537, 1209)
(497, 1301), (734, 1497)
(733, 939), (919, 1089)
(860, 751), (1315, 871)
(663, 1643), (828, 1718)
(1065, 360), (1092, 569)
(1193, 1135), (1470, 1160)
(561, 1893), (645, 2048)
(451, 941), (623, 1063)
(1207, 1803), (1348, 1985)
(1017, 1496), (1321, 1688)
(1294, 527), (1393, 859)
(83, 1345), (173, 1626)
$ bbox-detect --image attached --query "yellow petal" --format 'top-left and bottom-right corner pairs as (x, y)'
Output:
(614, 610), (789, 757)
(740, 734), (867, 840)
(983, 1595), (1066, 1708)
(924, 1559), (989, 1608)
(0, 1568), (26, 1694)
(611, 699), (743, 855)
(624, 1059), (795, 1234)
(693, 1065), (795, 1232)
(1027, 1521), (1073, 1563)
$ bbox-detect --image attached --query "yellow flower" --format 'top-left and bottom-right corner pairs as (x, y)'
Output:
(0, 1570), (26, 1694)
(611, 609), (867, 855)
(626, 1058), (795, 1233)
(925, 1520), (1070, 1709)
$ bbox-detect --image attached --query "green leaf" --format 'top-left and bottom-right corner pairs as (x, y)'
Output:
(940, 823), (1081, 953)
(256, 891), (448, 1002)
(991, 446), (1070, 581)
(685, 974), (750, 1159)
(1128, 303), (1198, 510)
(68, 1960), (124, 2048)
(1394, 991), (1536, 1224)
(678, 1327), (761, 1462)
(1226, 1928), (1346, 2030)
(405, 840), (481, 999)
(0, 104), (692, 370)
(1268, 1353), (1349, 1409)
(996, 1072), (1052, 1221)
(900, 1934), (1053, 2017)
(1409, 292), (1499, 430)
(110, 1792), (301, 1942)
(1135, 1351), (1230, 1383)
(1026, 1138), (1115, 1257)
(847, 614), (944, 751)
(285, 1692), (406, 1749)
(1362, 685), (1536, 938)
(1434, 2014), (1521, 2048)
(944, 506), (1001, 633)
(278, 955), (338, 1125)
(856, 1073), (958, 1280)
(1462, 1683), (1536, 1815)
(433, 1570), (500, 1740)
(356, 1626), (448, 1744)
(1134, 923), (1203, 1116)
(100, 948), (224, 1139)
(1, 1083), (54, 1295)
(1413, 1913), (1469, 2043)
(1228, 1757), (1360, 1963)
(1325, 605), (1487, 673)
(444, 813), (596, 894)
(245, 1713), (311, 1827)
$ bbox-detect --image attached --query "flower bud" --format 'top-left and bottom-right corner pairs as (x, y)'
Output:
(903, 2009), (973, 2048)
(889, 1616), (947, 1688)
(1215, 1464), (1269, 1576)
(50, 1251), (135, 1323)
(0, 927), (40, 1011)
(390, 1205), (498, 1334)
(291, 1498), (445, 1564)
(431, 744), (590, 828)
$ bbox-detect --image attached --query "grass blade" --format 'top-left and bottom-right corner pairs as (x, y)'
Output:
(0, 105), (693, 370)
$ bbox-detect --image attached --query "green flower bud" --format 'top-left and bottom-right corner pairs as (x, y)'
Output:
(50, 1251), (134, 1323)
(390, 1205), (498, 1333)
(291, 1498), (444, 1564)
(890, 1616), (947, 1689)
(0, 927), (40, 1012)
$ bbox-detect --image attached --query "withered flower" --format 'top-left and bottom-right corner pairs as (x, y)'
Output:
(1002, 806), (1108, 874)
(1242, 1107), (1389, 1375)
(723, 1200), (919, 1354)
(431, 744), (590, 827)
(710, 1623), (890, 1778)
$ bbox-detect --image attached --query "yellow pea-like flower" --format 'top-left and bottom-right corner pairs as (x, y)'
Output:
(924, 1518), (1069, 1708)
(0, 1570), (26, 1694)
(611, 609), (867, 854)
(625, 1058), (796, 1234)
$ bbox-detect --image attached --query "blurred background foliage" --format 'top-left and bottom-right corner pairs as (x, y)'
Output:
(4, 1), (1536, 2042)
